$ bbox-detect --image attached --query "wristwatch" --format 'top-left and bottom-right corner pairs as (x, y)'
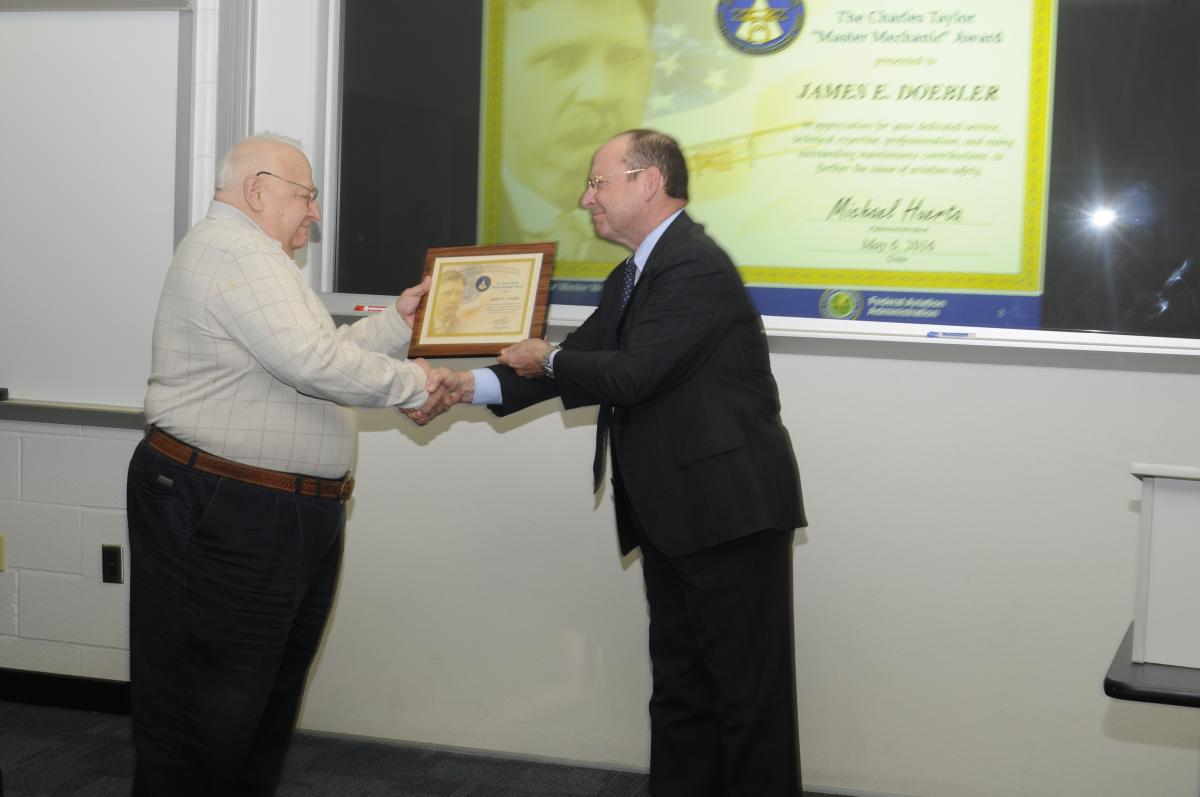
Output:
(540, 345), (561, 378)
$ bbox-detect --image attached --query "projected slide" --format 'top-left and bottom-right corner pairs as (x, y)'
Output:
(481, 0), (1055, 329)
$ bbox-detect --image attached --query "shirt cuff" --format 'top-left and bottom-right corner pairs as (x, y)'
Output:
(471, 368), (501, 405)
(382, 303), (413, 348)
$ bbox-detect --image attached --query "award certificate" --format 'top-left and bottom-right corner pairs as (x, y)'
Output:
(410, 243), (555, 357)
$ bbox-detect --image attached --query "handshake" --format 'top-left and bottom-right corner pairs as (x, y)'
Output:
(403, 364), (473, 425)
(404, 338), (554, 425)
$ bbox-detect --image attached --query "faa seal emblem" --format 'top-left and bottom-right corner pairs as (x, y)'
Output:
(716, 0), (805, 55)
(818, 289), (864, 320)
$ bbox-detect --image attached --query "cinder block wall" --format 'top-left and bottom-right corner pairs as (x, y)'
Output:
(0, 421), (139, 681)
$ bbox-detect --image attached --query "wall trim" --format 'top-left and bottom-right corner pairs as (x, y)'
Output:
(0, 400), (144, 429)
(0, 668), (130, 715)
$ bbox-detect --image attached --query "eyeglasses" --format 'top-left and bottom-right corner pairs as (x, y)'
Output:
(585, 168), (646, 191)
(256, 171), (319, 204)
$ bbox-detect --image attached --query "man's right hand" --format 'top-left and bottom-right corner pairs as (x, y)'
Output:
(403, 368), (474, 425)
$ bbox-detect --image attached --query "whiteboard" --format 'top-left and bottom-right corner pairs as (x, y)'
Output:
(0, 10), (183, 407)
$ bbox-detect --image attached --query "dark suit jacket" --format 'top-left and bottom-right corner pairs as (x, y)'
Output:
(490, 211), (805, 556)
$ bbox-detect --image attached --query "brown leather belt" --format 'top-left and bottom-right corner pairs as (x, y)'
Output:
(144, 425), (354, 502)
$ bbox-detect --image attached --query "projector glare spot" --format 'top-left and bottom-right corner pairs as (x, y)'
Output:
(1091, 208), (1117, 228)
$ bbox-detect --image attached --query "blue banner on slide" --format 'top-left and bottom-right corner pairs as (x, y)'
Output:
(549, 279), (1042, 330)
(750, 287), (1042, 329)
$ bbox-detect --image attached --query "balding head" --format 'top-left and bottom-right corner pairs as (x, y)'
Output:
(214, 134), (321, 257)
(579, 129), (687, 250)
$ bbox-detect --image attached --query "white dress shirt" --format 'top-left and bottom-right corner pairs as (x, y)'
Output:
(145, 201), (428, 477)
(471, 209), (684, 405)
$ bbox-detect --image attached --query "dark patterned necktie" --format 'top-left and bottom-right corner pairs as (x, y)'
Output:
(594, 257), (637, 491)
(604, 257), (637, 349)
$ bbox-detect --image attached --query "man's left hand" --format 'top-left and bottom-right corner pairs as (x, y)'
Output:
(498, 338), (552, 379)
(395, 275), (432, 328)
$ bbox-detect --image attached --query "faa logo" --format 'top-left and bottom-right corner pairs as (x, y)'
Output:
(716, 0), (805, 55)
(818, 289), (864, 320)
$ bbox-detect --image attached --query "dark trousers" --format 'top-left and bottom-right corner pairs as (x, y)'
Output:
(126, 441), (344, 797)
(638, 525), (800, 797)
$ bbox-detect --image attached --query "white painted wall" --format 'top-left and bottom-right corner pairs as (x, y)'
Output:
(252, 0), (328, 286)
(11, 340), (1200, 797)
(0, 420), (138, 681)
(0, 11), (179, 407)
(277, 339), (1200, 797)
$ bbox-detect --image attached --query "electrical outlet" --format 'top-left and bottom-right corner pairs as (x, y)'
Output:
(101, 545), (123, 584)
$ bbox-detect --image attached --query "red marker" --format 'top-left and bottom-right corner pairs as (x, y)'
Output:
(354, 305), (388, 312)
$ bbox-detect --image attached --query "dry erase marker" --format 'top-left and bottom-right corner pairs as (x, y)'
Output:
(926, 331), (974, 338)
(355, 305), (388, 312)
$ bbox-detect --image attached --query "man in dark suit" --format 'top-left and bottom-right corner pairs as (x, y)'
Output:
(421, 129), (805, 796)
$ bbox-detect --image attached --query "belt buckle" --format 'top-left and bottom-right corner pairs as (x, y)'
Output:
(339, 476), (355, 502)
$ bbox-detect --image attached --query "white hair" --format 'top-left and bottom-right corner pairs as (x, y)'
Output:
(214, 132), (308, 191)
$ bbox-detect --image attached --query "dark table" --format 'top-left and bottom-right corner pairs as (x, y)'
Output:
(1105, 623), (1200, 708)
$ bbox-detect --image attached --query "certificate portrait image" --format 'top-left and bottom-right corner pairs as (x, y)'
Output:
(410, 243), (555, 357)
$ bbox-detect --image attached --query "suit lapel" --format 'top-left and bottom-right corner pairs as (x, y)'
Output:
(592, 212), (695, 492)
(617, 212), (695, 334)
